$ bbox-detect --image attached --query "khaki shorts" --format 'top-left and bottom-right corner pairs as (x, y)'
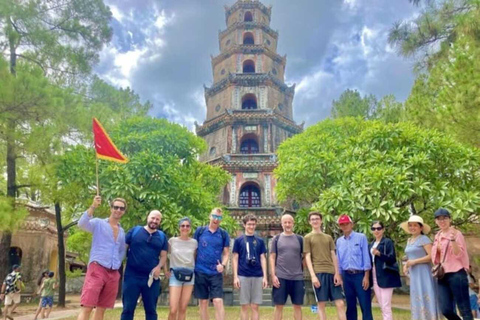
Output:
(5, 292), (21, 305)
(239, 276), (263, 305)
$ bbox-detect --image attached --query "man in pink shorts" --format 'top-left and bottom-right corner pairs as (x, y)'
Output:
(77, 196), (127, 320)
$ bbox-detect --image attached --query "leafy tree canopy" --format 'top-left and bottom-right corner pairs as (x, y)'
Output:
(331, 89), (404, 123)
(0, 0), (112, 80)
(389, 0), (480, 69)
(405, 34), (480, 147)
(56, 117), (233, 240)
(275, 118), (480, 238)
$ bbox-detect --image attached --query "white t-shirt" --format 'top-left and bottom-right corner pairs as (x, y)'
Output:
(371, 241), (380, 263)
(168, 237), (197, 269)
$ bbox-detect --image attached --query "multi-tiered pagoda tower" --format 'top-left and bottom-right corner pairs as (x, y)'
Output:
(196, 0), (303, 234)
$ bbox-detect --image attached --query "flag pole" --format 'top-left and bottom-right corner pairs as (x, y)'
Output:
(95, 154), (100, 196)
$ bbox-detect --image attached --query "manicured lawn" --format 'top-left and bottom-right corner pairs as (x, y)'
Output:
(65, 306), (412, 319)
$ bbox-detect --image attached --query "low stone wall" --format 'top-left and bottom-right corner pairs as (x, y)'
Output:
(66, 276), (85, 294)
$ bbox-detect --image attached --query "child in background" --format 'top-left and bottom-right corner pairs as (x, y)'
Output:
(39, 272), (57, 318)
(467, 267), (480, 319)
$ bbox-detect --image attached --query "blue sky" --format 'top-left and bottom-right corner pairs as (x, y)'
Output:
(95, 0), (419, 129)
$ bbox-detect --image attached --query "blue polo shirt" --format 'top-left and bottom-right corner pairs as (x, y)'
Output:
(194, 226), (230, 275)
(233, 235), (266, 277)
(125, 227), (168, 278)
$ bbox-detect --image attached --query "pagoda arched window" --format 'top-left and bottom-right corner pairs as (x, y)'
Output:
(241, 94), (257, 110)
(243, 32), (254, 45)
(240, 139), (259, 154)
(239, 184), (261, 207)
(244, 12), (253, 22)
(243, 60), (255, 73)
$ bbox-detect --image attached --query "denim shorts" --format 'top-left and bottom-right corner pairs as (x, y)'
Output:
(41, 296), (54, 308)
(470, 294), (479, 313)
(169, 271), (195, 287)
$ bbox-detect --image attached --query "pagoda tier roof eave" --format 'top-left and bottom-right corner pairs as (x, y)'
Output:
(219, 21), (278, 39)
(205, 73), (295, 97)
(212, 45), (285, 66)
(196, 110), (303, 136)
(225, 2), (272, 20)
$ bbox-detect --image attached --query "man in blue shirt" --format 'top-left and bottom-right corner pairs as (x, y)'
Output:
(336, 214), (372, 320)
(232, 214), (268, 320)
(121, 210), (168, 320)
(77, 196), (127, 320)
(194, 208), (230, 320)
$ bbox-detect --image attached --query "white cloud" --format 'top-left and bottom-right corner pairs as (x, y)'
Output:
(109, 4), (124, 21)
(94, 0), (418, 128)
(296, 69), (334, 100)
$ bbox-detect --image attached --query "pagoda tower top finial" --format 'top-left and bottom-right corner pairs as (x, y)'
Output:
(224, 0), (272, 26)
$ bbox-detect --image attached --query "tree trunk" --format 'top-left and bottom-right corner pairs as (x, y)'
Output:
(55, 202), (66, 307)
(0, 27), (18, 313)
(0, 121), (17, 315)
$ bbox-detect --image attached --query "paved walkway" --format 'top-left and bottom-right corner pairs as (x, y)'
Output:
(12, 302), (123, 320)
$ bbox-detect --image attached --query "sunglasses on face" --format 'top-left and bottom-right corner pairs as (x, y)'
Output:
(180, 224), (191, 228)
(370, 227), (383, 231)
(211, 214), (223, 220)
(112, 205), (126, 211)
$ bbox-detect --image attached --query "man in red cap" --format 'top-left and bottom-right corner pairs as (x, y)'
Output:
(335, 215), (372, 320)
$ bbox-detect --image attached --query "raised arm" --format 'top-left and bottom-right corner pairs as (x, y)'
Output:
(78, 196), (101, 233)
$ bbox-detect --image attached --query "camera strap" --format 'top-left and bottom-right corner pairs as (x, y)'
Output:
(243, 234), (257, 259)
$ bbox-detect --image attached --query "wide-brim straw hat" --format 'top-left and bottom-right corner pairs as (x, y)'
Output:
(400, 215), (431, 234)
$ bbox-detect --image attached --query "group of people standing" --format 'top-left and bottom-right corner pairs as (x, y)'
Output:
(75, 196), (232, 320)
(401, 209), (477, 320)
(73, 195), (478, 320)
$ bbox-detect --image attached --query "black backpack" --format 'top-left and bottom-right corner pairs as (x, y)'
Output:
(195, 226), (228, 246)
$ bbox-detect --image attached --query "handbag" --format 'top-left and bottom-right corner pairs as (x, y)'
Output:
(381, 241), (399, 272)
(171, 267), (194, 282)
(432, 239), (449, 280)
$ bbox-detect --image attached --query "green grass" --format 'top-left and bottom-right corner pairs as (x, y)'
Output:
(65, 306), (411, 319)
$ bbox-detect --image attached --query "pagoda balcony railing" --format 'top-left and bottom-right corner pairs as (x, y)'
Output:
(208, 153), (277, 166)
(212, 45), (285, 65)
(219, 21), (277, 38)
(206, 72), (294, 96)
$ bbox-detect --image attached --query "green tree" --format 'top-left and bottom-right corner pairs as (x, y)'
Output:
(37, 84), (150, 306)
(375, 95), (405, 123)
(0, 0), (112, 80)
(275, 118), (480, 244)
(331, 89), (377, 119)
(389, 0), (479, 69)
(0, 59), (82, 284)
(0, 0), (112, 284)
(405, 34), (480, 147)
(55, 117), (232, 255)
(331, 90), (404, 123)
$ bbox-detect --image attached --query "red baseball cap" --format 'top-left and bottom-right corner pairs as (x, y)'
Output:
(337, 214), (353, 224)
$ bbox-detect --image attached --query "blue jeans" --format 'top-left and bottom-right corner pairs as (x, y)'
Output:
(342, 272), (373, 320)
(438, 269), (473, 320)
(121, 275), (161, 320)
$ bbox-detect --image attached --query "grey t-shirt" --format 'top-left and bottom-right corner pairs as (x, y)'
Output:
(168, 237), (198, 269)
(270, 233), (304, 280)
